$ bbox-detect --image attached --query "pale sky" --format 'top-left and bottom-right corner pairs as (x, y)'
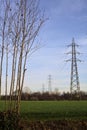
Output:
(24, 0), (87, 93)
(1, 0), (87, 94)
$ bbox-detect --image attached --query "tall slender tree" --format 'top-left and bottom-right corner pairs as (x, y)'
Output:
(0, 0), (10, 99)
(0, 0), (45, 114)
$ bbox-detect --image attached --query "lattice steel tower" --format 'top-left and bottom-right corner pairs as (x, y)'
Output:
(48, 75), (52, 94)
(67, 38), (81, 94)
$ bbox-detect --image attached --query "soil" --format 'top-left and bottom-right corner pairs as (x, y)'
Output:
(19, 120), (87, 130)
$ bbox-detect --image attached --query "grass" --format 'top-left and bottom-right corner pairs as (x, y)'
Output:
(0, 100), (87, 121)
(20, 101), (87, 120)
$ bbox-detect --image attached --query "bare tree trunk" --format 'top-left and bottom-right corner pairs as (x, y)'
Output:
(0, 0), (9, 99)
(15, 0), (26, 114)
(5, 43), (8, 111)
(15, 40), (24, 113)
(0, 26), (5, 99)
(9, 42), (18, 110)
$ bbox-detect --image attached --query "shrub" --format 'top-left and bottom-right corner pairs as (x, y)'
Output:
(0, 111), (20, 130)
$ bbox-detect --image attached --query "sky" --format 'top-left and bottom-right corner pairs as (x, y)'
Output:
(24, 0), (87, 93)
(2, 0), (87, 94)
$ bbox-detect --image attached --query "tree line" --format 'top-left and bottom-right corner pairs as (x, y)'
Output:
(1, 91), (87, 101)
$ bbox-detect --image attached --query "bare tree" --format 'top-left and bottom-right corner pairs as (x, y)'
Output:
(14, 0), (45, 114)
(0, 0), (10, 99)
(0, 0), (45, 114)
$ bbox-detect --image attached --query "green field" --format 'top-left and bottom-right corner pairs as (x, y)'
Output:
(20, 101), (87, 120)
(0, 101), (87, 120)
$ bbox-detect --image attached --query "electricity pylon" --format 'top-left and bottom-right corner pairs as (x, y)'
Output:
(66, 38), (81, 95)
(48, 75), (52, 94)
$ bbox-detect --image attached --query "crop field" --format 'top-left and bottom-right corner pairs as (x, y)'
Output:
(20, 101), (87, 121)
(0, 100), (87, 121)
